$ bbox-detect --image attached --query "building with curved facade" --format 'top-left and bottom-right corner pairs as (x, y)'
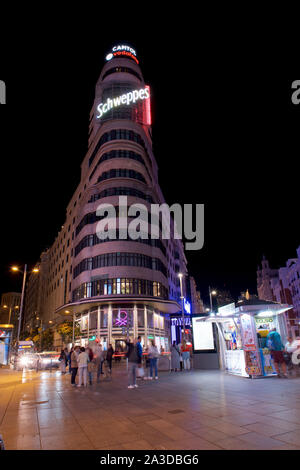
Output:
(24, 45), (189, 351)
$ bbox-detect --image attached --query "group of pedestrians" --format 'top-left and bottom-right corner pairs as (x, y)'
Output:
(266, 328), (300, 378)
(126, 336), (161, 389)
(59, 337), (192, 390)
(170, 340), (191, 372)
(59, 343), (114, 387)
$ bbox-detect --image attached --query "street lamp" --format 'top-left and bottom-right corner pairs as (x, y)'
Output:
(11, 265), (39, 351)
(209, 287), (217, 313)
(3, 304), (20, 325)
(178, 273), (185, 342)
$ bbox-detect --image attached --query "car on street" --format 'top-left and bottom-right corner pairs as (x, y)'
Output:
(36, 351), (61, 370)
(11, 352), (37, 370)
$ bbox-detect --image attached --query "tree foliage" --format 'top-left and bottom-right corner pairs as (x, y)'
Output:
(56, 321), (80, 343)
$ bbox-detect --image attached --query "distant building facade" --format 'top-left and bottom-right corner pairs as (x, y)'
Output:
(0, 292), (21, 328)
(257, 248), (300, 337)
(216, 289), (234, 308)
(257, 256), (279, 301)
(189, 277), (205, 314)
(23, 251), (50, 335)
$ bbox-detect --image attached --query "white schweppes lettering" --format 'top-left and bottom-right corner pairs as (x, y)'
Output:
(96, 87), (150, 119)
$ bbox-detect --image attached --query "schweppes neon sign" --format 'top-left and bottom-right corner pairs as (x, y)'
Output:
(96, 86), (150, 119)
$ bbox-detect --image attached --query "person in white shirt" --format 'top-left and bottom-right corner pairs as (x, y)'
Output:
(285, 336), (300, 353)
(285, 336), (300, 374)
(77, 347), (89, 387)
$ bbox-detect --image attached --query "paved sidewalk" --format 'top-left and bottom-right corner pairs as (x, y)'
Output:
(1, 366), (300, 450)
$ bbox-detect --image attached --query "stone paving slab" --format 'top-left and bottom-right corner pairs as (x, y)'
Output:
(1, 368), (300, 450)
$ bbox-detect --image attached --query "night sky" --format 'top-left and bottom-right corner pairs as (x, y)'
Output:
(0, 32), (299, 307)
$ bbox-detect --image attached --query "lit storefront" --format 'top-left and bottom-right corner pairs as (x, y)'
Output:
(192, 300), (292, 378)
(59, 301), (174, 352)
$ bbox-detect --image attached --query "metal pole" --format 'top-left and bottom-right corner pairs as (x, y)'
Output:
(179, 275), (185, 342)
(72, 313), (75, 346)
(40, 319), (42, 351)
(209, 286), (213, 312)
(17, 264), (27, 350)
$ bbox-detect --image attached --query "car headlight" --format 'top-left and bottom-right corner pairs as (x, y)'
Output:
(20, 356), (30, 366)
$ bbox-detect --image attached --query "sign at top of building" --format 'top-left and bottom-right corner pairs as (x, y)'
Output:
(106, 45), (139, 64)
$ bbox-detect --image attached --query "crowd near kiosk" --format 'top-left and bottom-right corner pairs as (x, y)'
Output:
(192, 300), (293, 378)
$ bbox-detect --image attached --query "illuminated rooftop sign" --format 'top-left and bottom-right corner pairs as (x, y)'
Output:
(106, 45), (138, 64)
(96, 86), (150, 119)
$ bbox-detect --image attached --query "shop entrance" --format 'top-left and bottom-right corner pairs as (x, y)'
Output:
(114, 339), (127, 363)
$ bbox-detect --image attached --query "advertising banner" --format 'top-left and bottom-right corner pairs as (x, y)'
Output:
(240, 314), (262, 376)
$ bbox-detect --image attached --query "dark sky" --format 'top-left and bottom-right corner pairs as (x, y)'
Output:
(0, 31), (299, 307)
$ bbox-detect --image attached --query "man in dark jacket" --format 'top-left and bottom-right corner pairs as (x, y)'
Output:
(136, 336), (143, 365)
(106, 344), (114, 373)
(126, 339), (139, 389)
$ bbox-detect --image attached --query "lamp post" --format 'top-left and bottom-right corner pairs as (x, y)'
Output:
(11, 265), (39, 351)
(178, 273), (185, 342)
(209, 287), (217, 313)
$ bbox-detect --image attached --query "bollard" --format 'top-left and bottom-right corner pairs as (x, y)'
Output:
(0, 434), (5, 450)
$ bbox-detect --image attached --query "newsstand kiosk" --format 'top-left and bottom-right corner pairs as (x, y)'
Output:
(192, 300), (292, 378)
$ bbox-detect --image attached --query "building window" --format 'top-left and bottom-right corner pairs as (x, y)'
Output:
(88, 129), (151, 167)
(72, 277), (168, 302)
(97, 168), (146, 184)
(74, 231), (166, 257)
(88, 187), (153, 204)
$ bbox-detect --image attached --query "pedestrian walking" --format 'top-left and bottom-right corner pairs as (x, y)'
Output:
(285, 336), (300, 375)
(64, 347), (69, 370)
(181, 340), (191, 370)
(177, 342), (183, 371)
(137, 336), (143, 365)
(136, 336), (144, 380)
(95, 343), (105, 383)
(86, 347), (95, 385)
(77, 347), (88, 387)
(148, 340), (160, 380)
(68, 348), (73, 374)
(144, 347), (150, 380)
(59, 349), (67, 374)
(70, 346), (80, 386)
(106, 344), (114, 374)
(126, 339), (140, 389)
(266, 328), (288, 378)
(170, 341), (181, 372)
